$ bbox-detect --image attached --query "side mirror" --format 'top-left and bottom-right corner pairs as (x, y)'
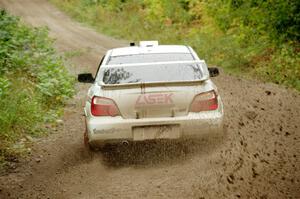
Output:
(208, 67), (219, 77)
(78, 73), (94, 83)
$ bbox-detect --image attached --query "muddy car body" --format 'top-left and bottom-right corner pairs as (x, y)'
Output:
(78, 41), (224, 148)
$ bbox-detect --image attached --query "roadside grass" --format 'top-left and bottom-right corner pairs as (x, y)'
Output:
(0, 10), (74, 169)
(50, 0), (299, 91)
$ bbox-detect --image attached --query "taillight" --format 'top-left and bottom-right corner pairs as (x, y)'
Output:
(189, 90), (218, 112)
(91, 96), (120, 117)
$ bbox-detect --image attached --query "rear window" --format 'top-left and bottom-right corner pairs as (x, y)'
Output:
(107, 53), (194, 65)
(100, 62), (205, 85)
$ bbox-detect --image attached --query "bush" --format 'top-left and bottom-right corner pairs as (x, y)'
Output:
(0, 10), (74, 167)
(50, 0), (299, 90)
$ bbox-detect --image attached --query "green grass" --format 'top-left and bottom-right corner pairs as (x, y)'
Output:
(50, 0), (300, 91)
(0, 10), (74, 168)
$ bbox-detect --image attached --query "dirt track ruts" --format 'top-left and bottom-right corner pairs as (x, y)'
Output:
(0, 0), (299, 198)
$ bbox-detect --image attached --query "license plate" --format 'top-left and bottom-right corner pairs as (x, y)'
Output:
(133, 125), (180, 141)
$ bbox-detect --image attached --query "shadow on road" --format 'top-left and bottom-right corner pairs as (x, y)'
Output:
(100, 131), (226, 168)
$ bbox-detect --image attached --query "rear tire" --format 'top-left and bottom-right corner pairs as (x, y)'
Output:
(84, 127), (96, 151)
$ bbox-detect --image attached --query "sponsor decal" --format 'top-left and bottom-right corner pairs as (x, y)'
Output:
(135, 93), (174, 107)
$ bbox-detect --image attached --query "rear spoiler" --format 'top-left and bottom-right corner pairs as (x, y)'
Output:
(98, 60), (209, 89)
(100, 79), (207, 90)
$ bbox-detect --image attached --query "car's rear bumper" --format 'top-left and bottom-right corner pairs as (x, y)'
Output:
(86, 110), (224, 146)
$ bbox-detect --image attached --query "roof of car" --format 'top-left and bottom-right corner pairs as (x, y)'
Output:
(110, 44), (191, 57)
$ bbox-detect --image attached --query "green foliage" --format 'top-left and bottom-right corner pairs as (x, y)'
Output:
(0, 10), (74, 167)
(50, 0), (299, 90)
(0, 77), (10, 96)
(255, 44), (300, 89)
(206, 0), (300, 42)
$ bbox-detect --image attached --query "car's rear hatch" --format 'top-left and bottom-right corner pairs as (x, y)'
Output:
(98, 61), (210, 119)
(102, 84), (208, 119)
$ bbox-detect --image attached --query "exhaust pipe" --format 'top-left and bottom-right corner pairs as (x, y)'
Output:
(122, 140), (129, 146)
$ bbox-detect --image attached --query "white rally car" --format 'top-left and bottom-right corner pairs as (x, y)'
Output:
(78, 41), (223, 149)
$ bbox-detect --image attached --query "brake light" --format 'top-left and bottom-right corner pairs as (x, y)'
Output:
(91, 96), (120, 116)
(189, 90), (218, 112)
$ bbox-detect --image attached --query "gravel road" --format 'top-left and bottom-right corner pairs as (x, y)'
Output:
(0, 0), (299, 198)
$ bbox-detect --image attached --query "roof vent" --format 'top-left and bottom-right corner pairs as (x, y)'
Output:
(139, 41), (159, 47)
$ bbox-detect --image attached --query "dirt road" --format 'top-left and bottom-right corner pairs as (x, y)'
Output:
(0, 0), (299, 198)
